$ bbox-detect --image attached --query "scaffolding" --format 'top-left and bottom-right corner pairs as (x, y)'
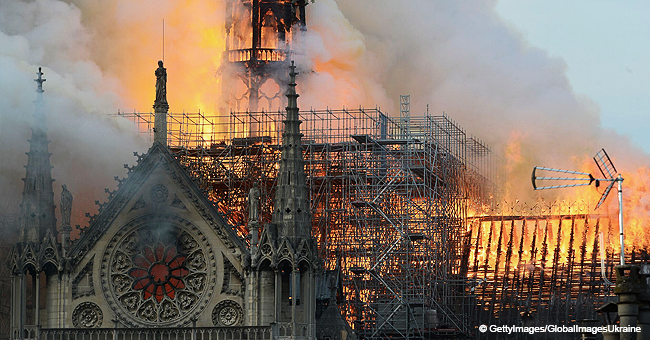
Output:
(118, 107), (495, 338)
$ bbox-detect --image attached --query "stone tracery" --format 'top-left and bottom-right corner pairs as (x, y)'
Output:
(129, 243), (189, 302)
(211, 300), (243, 326)
(102, 216), (213, 326)
(72, 302), (103, 328)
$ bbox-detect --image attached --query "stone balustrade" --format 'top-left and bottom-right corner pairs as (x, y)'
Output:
(13, 326), (274, 340)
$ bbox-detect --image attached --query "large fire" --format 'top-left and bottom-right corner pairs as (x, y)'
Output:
(562, 159), (650, 251)
(465, 133), (650, 325)
(69, 2), (650, 293)
(470, 174), (650, 271)
(79, 0), (228, 114)
(490, 135), (650, 264)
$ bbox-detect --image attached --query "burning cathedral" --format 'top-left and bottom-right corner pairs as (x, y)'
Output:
(8, 1), (353, 340)
(9, 1), (495, 339)
(9, 60), (340, 339)
(13, 1), (649, 340)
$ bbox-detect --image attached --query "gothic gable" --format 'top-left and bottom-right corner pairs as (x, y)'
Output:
(38, 229), (62, 271)
(66, 143), (248, 327)
(68, 143), (247, 267)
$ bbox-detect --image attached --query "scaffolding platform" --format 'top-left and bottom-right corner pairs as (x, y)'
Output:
(118, 107), (496, 339)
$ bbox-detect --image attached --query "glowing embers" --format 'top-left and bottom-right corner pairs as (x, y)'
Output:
(226, 48), (287, 63)
(129, 244), (189, 302)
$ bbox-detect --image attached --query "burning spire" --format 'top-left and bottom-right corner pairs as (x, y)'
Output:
(222, 0), (308, 111)
(19, 67), (57, 243)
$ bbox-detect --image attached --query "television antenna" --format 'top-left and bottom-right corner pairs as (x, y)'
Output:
(532, 149), (625, 265)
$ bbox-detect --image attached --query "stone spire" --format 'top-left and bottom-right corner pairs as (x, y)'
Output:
(19, 67), (57, 243)
(153, 60), (169, 146)
(272, 61), (311, 241)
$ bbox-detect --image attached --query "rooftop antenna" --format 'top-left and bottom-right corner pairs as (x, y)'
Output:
(532, 149), (625, 265)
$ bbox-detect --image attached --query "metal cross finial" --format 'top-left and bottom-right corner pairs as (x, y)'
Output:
(35, 67), (46, 93)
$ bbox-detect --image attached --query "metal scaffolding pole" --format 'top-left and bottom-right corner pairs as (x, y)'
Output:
(116, 107), (496, 338)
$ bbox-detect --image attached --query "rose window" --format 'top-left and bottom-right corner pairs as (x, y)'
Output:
(129, 244), (189, 302)
(102, 219), (213, 326)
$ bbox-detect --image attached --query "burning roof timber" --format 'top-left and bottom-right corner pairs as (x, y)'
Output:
(117, 105), (494, 337)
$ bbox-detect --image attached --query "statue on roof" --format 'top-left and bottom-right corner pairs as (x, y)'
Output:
(60, 184), (73, 229)
(155, 60), (167, 105)
(248, 183), (261, 222)
(35, 67), (46, 93)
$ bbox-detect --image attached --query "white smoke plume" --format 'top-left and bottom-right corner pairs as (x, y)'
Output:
(1, 0), (647, 235)
(299, 0), (649, 202)
(0, 0), (229, 232)
(0, 0), (142, 232)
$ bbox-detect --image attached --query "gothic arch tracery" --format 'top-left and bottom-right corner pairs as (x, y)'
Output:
(101, 214), (216, 327)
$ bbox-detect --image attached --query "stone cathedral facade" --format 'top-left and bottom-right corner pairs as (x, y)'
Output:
(9, 64), (352, 340)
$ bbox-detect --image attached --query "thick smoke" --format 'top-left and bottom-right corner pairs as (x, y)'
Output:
(299, 0), (649, 203)
(0, 0), (228, 231)
(67, 0), (226, 111)
(1, 0), (647, 237)
(0, 0), (144, 230)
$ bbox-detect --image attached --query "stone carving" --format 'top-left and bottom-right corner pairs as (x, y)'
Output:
(60, 184), (73, 228)
(68, 146), (245, 270)
(112, 252), (129, 272)
(177, 291), (197, 311)
(129, 195), (147, 212)
(212, 300), (243, 326)
(25, 248), (34, 261)
(72, 302), (103, 328)
(120, 292), (140, 311)
(187, 251), (207, 271)
(102, 216), (214, 326)
(221, 255), (244, 296)
(170, 194), (187, 210)
(160, 300), (180, 321)
(43, 247), (55, 259)
(72, 257), (95, 299)
(185, 273), (206, 292)
(179, 233), (198, 252)
(138, 301), (157, 322)
(299, 246), (308, 258)
(248, 183), (260, 222)
(155, 60), (167, 105)
(279, 244), (291, 260)
(149, 184), (169, 204)
(260, 243), (273, 257)
(112, 274), (131, 294)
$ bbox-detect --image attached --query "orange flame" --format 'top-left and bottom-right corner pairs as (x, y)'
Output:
(84, 0), (227, 113)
